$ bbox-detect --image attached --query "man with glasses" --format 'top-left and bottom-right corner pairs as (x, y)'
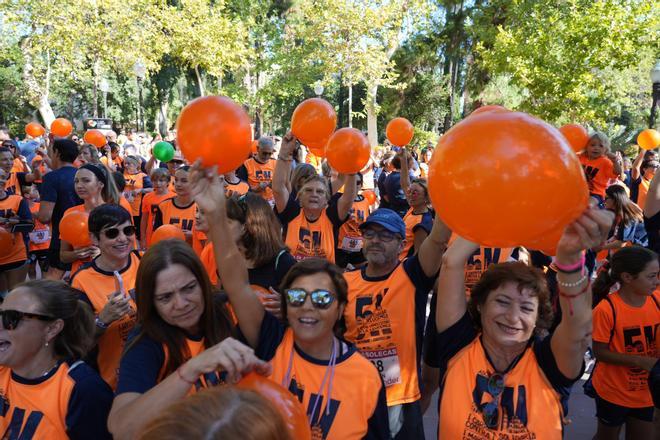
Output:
(71, 204), (140, 390)
(342, 208), (451, 438)
(237, 136), (276, 206)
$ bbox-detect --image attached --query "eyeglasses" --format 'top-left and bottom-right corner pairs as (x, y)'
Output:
(102, 225), (136, 239)
(479, 373), (505, 429)
(0, 310), (54, 330)
(362, 229), (399, 242)
(285, 288), (336, 309)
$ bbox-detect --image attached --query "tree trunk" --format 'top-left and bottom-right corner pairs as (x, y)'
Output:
(159, 97), (169, 136)
(92, 56), (100, 118)
(194, 65), (205, 97)
(348, 84), (353, 128)
(21, 39), (56, 127)
(366, 82), (378, 146)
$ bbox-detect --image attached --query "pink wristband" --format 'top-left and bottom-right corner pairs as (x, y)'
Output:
(553, 253), (585, 273)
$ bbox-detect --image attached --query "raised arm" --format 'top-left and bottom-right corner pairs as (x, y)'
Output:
(417, 216), (452, 277)
(435, 237), (479, 333)
(551, 208), (614, 379)
(645, 169), (660, 218)
(188, 162), (264, 348)
(606, 151), (623, 177)
(337, 173), (358, 220)
(631, 149), (644, 181)
(398, 150), (411, 195)
(273, 132), (296, 212)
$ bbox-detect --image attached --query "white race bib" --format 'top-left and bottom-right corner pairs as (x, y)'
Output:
(362, 347), (402, 387)
(340, 236), (363, 252)
(29, 229), (50, 244)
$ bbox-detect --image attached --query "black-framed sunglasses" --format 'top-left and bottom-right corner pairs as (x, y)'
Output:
(0, 310), (54, 330)
(479, 373), (505, 429)
(102, 225), (136, 239)
(285, 288), (336, 310)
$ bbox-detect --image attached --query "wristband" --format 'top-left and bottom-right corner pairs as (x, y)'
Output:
(558, 277), (591, 316)
(177, 366), (196, 385)
(95, 316), (109, 329)
(553, 253), (585, 274)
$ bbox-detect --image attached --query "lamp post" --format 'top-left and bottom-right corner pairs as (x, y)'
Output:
(650, 61), (660, 129)
(99, 78), (109, 119)
(133, 59), (146, 132)
(314, 83), (324, 97)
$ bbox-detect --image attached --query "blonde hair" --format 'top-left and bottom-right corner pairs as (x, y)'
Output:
(589, 131), (611, 152)
(138, 387), (291, 440)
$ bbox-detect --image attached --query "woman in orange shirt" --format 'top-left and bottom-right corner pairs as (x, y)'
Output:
(398, 150), (433, 260)
(60, 164), (121, 275)
(0, 168), (32, 292)
(591, 246), (659, 439)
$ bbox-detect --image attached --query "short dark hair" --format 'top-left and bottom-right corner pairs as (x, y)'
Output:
(88, 204), (132, 238)
(53, 139), (79, 163)
(468, 262), (553, 336)
(108, 142), (120, 152)
(593, 246), (658, 304)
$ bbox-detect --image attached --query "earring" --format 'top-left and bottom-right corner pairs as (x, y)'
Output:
(44, 342), (49, 347)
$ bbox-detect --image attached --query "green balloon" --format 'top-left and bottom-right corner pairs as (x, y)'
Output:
(153, 141), (174, 162)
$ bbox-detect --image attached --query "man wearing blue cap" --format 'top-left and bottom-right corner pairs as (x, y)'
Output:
(342, 207), (451, 439)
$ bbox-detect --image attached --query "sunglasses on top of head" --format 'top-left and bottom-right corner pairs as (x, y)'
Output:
(284, 288), (336, 310)
(102, 225), (136, 239)
(0, 309), (54, 330)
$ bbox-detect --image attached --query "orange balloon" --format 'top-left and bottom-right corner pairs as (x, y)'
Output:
(83, 129), (107, 148)
(326, 128), (371, 174)
(470, 105), (508, 116)
(638, 129), (660, 151)
(385, 117), (414, 147)
(50, 118), (73, 137)
(60, 211), (92, 248)
(176, 96), (252, 174)
(237, 373), (311, 440)
(559, 124), (589, 153)
(151, 224), (186, 246)
(250, 140), (259, 154)
(0, 229), (13, 249)
(363, 190), (377, 205)
(428, 111), (589, 248)
(305, 137), (329, 158)
(291, 98), (337, 147)
(25, 122), (45, 138)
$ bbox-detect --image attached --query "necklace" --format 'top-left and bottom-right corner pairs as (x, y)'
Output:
(41, 360), (60, 377)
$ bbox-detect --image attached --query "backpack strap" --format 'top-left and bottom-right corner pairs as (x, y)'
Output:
(604, 295), (616, 343)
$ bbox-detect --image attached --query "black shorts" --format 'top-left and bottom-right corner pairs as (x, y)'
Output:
(595, 393), (654, 426)
(48, 247), (71, 271)
(0, 260), (27, 272)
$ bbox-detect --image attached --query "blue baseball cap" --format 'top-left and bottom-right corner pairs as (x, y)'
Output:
(359, 208), (406, 238)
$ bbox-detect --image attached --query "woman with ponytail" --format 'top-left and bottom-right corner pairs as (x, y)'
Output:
(590, 246), (660, 439)
(0, 280), (113, 439)
(60, 163), (122, 274)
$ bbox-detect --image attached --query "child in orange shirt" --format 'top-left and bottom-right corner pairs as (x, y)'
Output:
(579, 132), (622, 205)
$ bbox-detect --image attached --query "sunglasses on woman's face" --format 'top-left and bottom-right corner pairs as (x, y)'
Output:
(102, 225), (136, 240)
(0, 310), (54, 330)
(284, 288), (336, 310)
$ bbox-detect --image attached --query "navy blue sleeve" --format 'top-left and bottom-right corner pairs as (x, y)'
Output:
(40, 171), (59, 203)
(275, 193), (301, 226)
(403, 255), (438, 296)
(412, 212), (433, 235)
(16, 198), (31, 221)
(142, 175), (153, 189)
(275, 251), (297, 285)
(535, 334), (584, 391)
(16, 172), (30, 188)
(384, 173), (406, 204)
(365, 381), (390, 439)
(66, 362), (113, 440)
(236, 165), (248, 182)
(424, 311), (476, 370)
(152, 206), (164, 230)
(115, 331), (166, 395)
(326, 194), (347, 227)
(253, 312), (287, 362)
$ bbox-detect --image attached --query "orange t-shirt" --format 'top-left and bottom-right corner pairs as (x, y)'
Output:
(637, 177), (650, 211)
(154, 198), (196, 233)
(285, 210), (338, 263)
(10, 158), (27, 173)
(141, 190), (175, 246)
(123, 172), (148, 216)
(28, 202), (51, 251)
(399, 208), (433, 260)
(200, 242), (219, 286)
(338, 196), (371, 254)
(579, 154), (617, 198)
(191, 228), (207, 258)
(0, 194), (29, 265)
(225, 179), (249, 197)
(243, 158), (276, 202)
(592, 291), (660, 407)
(71, 252), (141, 389)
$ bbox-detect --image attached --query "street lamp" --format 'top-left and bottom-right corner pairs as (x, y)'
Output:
(650, 60), (660, 129)
(99, 78), (109, 119)
(314, 83), (324, 97)
(133, 59), (147, 132)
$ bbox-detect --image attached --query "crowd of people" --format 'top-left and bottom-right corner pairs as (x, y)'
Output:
(0, 121), (658, 440)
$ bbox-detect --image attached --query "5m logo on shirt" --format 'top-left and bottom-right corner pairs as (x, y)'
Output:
(1, 394), (43, 440)
(287, 378), (340, 439)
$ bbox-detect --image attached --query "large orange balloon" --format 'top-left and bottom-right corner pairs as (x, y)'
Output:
(363, 190), (377, 205)
(291, 98), (337, 147)
(326, 128), (370, 174)
(428, 111), (589, 248)
(559, 124), (589, 153)
(237, 373), (311, 440)
(25, 122), (45, 138)
(638, 129), (660, 151)
(176, 96), (252, 174)
(470, 105), (508, 116)
(151, 224), (186, 246)
(305, 137), (329, 158)
(60, 211), (92, 248)
(0, 229), (12, 249)
(83, 129), (107, 148)
(385, 117), (414, 147)
(50, 118), (73, 137)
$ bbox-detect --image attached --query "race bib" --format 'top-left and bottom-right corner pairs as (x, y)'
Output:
(340, 236), (363, 252)
(29, 229), (50, 244)
(361, 347), (402, 387)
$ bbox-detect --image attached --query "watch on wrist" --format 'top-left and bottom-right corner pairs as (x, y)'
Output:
(95, 316), (109, 329)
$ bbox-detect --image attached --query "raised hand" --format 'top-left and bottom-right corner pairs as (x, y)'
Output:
(188, 160), (226, 217)
(556, 208), (614, 259)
